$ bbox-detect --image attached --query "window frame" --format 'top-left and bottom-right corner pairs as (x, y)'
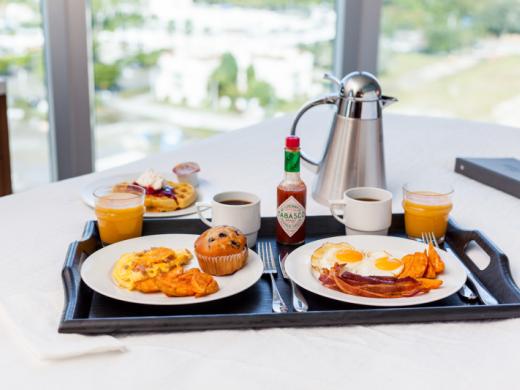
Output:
(42, 0), (94, 180)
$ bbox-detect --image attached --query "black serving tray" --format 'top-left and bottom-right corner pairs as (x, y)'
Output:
(59, 215), (520, 334)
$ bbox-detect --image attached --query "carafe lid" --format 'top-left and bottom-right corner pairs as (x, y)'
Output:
(339, 71), (381, 101)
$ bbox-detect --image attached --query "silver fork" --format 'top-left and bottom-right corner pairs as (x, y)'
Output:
(422, 232), (478, 302)
(258, 241), (288, 313)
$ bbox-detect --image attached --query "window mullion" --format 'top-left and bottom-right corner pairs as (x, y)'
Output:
(42, 0), (94, 181)
(334, 0), (382, 77)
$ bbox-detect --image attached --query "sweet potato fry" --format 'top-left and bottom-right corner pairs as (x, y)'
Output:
(423, 250), (437, 278)
(428, 242), (445, 274)
(417, 278), (443, 290)
(133, 278), (160, 293)
(156, 268), (219, 297)
(399, 252), (428, 279)
(398, 254), (415, 279)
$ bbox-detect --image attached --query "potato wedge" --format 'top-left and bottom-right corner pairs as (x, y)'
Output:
(423, 250), (437, 278)
(400, 252), (428, 279)
(133, 278), (160, 293)
(398, 254), (415, 279)
(428, 242), (445, 274)
(417, 278), (443, 290)
(156, 268), (219, 297)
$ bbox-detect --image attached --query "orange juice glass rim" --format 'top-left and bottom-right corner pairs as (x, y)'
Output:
(403, 183), (454, 196)
(93, 184), (145, 199)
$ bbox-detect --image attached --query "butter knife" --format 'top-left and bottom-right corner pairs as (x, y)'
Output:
(279, 253), (308, 312)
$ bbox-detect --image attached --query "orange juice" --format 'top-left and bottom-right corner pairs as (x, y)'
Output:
(403, 199), (453, 241)
(94, 188), (145, 244)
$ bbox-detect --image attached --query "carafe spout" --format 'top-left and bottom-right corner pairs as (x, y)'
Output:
(380, 95), (398, 108)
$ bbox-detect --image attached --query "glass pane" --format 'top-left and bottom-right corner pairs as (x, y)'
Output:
(91, 0), (336, 171)
(0, 0), (51, 191)
(379, 0), (520, 128)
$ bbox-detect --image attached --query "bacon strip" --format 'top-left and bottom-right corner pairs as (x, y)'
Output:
(339, 270), (404, 285)
(320, 264), (431, 299)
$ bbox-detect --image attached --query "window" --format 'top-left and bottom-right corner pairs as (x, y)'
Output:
(0, 0), (51, 191)
(90, 0), (336, 171)
(8, 0), (517, 190)
(378, 0), (520, 128)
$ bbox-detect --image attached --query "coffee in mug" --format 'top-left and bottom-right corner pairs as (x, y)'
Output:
(219, 200), (252, 206)
(329, 187), (392, 235)
(196, 191), (261, 247)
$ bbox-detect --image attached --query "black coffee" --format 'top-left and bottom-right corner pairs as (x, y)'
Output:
(354, 197), (379, 202)
(220, 199), (251, 206)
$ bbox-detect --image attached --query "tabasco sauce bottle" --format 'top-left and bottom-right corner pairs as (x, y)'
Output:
(276, 136), (306, 245)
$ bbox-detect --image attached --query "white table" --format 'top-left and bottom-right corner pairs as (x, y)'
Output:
(1, 112), (519, 389)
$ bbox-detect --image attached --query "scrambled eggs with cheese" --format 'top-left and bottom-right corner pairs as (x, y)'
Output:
(112, 247), (192, 290)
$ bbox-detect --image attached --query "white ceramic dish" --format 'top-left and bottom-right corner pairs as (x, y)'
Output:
(81, 173), (205, 218)
(80, 234), (264, 305)
(284, 235), (467, 307)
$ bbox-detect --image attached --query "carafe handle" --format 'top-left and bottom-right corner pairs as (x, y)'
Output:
(290, 94), (339, 168)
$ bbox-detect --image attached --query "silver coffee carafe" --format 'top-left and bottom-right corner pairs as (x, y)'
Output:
(290, 71), (397, 205)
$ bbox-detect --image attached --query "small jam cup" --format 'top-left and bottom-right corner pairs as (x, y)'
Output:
(94, 184), (145, 245)
(402, 182), (454, 243)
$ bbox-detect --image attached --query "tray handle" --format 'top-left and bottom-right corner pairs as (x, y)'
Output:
(447, 219), (520, 304)
(59, 221), (98, 332)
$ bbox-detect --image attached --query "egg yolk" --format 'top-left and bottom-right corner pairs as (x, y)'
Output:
(335, 249), (364, 263)
(375, 257), (402, 271)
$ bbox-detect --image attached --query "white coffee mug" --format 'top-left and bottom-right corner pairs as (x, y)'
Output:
(329, 187), (392, 235)
(196, 191), (261, 247)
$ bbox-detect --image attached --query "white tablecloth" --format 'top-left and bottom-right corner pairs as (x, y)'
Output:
(1, 112), (519, 389)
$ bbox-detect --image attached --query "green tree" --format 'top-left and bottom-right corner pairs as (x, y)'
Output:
(94, 62), (121, 90)
(475, 0), (520, 36)
(124, 50), (163, 68)
(248, 80), (275, 107)
(91, 0), (145, 32)
(245, 64), (275, 108)
(209, 52), (239, 108)
(382, 0), (484, 53)
(0, 53), (34, 75)
(246, 64), (255, 85)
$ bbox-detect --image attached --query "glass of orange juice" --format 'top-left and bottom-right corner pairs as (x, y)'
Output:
(402, 182), (453, 243)
(94, 184), (146, 245)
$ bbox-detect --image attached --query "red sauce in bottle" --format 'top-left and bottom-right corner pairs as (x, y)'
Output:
(276, 136), (307, 245)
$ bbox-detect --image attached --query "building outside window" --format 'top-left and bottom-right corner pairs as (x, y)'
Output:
(91, 0), (336, 171)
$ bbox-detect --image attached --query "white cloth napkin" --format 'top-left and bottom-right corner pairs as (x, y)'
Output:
(0, 290), (126, 360)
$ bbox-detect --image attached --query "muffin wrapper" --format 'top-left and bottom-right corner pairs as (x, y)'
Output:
(196, 249), (248, 276)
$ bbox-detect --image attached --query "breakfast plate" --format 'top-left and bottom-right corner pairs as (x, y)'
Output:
(81, 173), (207, 217)
(80, 234), (264, 305)
(284, 235), (467, 307)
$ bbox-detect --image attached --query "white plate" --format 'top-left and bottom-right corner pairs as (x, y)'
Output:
(81, 173), (206, 218)
(80, 234), (264, 305)
(285, 235), (467, 307)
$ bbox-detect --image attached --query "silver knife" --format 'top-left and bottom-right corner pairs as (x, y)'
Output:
(279, 253), (308, 312)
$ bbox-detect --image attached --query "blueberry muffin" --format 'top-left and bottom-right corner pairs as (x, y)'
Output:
(194, 226), (248, 275)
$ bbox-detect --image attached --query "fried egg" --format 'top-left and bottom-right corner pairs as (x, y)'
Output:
(311, 242), (365, 272)
(311, 243), (404, 277)
(347, 250), (403, 277)
(112, 247), (192, 290)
